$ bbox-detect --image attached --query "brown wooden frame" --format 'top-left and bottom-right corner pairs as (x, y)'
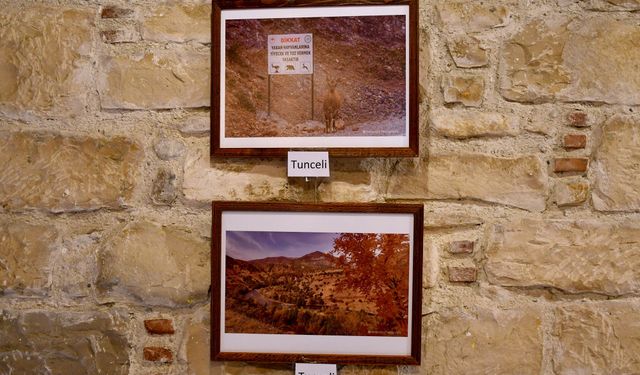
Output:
(211, 201), (423, 364)
(211, 0), (419, 157)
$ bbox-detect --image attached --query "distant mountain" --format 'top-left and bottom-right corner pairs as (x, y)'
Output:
(228, 251), (337, 272)
(249, 255), (292, 265)
(226, 255), (261, 273)
(298, 251), (337, 268)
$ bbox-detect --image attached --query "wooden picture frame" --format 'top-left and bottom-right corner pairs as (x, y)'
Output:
(212, 0), (419, 157)
(211, 201), (423, 365)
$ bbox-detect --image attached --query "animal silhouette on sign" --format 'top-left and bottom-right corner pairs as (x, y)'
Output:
(323, 77), (343, 133)
(271, 64), (280, 73)
(302, 63), (310, 72)
(286, 65), (295, 71)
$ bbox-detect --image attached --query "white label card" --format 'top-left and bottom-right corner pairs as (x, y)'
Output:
(294, 363), (337, 375)
(287, 151), (330, 177)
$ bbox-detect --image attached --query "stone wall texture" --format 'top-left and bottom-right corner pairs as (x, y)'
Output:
(1, 0), (639, 374)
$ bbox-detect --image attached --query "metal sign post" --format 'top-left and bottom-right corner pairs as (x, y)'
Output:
(311, 32), (314, 120)
(267, 33), (314, 119)
(268, 74), (271, 116)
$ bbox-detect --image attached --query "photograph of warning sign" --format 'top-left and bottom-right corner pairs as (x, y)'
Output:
(212, 1), (419, 157)
(268, 34), (313, 75)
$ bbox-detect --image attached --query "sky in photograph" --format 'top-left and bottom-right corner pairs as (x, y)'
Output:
(226, 231), (340, 261)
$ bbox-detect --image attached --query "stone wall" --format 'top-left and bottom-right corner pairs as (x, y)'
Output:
(1, 0), (639, 374)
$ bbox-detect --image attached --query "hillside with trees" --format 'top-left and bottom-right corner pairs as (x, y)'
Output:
(225, 233), (410, 336)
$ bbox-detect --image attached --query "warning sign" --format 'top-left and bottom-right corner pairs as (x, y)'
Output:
(268, 33), (313, 75)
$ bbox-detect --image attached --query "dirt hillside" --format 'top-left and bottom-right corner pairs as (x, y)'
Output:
(224, 15), (407, 137)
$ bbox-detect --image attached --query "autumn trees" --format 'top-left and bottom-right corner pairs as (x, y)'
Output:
(331, 233), (410, 336)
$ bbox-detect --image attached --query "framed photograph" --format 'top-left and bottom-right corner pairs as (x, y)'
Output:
(212, 0), (419, 157)
(211, 201), (423, 365)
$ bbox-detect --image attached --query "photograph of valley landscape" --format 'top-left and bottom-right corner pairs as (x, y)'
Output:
(224, 231), (410, 337)
(224, 14), (407, 137)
